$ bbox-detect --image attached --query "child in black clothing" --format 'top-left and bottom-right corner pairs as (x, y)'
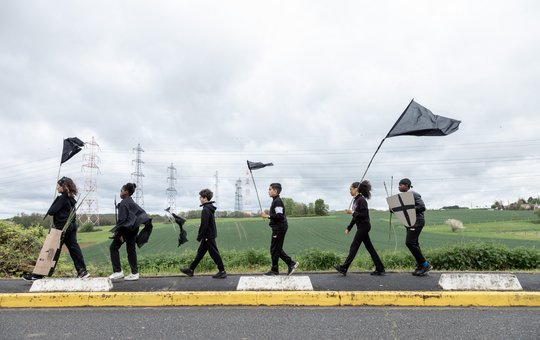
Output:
(180, 189), (226, 279)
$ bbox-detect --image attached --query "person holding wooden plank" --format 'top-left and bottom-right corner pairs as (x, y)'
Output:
(23, 177), (89, 281)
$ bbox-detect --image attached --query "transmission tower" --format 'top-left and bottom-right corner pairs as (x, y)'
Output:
(166, 163), (177, 211)
(214, 171), (219, 205)
(234, 178), (243, 212)
(79, 136), (100, 225)
(131, 143), (145, 207)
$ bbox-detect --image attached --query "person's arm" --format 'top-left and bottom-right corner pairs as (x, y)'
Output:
(46, 195), (66, 216)
(414, 192), (426, 213)
(268, 200), (285, 222)
(116, 201), (129, 226)
(198, 207), (210, 241)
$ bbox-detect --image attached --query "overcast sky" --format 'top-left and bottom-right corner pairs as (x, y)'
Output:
(1, 1), (539, 219)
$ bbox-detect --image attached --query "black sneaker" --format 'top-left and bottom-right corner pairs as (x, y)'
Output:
(370, 270), (386, 276)
(78, 270), (90, 279)
(264, 270), (279, 276)
(212, 271), (227, 279)
(287, 261), (299, 276)
(415, 264), (432, 277)
(180, 268), (194, 277)
(22, 273), (43, 281)
(334, 264), (347, 276)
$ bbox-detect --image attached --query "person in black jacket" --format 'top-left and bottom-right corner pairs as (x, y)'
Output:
(260, 183), (298, 276)
(23, 177), (89, 281)
(180, 189), (226, 279)
(334, 181), (385, 276)
(398, 178), (432, 276)
(109, 183), (149, 281)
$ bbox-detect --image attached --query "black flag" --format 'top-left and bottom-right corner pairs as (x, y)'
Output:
(386, 100), (461, 137)
(247, 160), (274, 170)
(61, 137), (85, 164)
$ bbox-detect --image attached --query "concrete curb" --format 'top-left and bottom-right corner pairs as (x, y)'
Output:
(2, 291), (540, 308)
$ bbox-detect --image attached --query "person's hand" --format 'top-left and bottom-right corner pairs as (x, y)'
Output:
(345, 209), (352, 214)
(261, 212), (269, 219)
(345, 229), (350, 235)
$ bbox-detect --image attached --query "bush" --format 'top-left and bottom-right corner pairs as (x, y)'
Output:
(79, 222), (96, 233)
(298, 249), (341, 270)
(0, 221), (45, 275)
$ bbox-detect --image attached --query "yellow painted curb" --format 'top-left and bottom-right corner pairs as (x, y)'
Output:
(1, 291), (540, 308)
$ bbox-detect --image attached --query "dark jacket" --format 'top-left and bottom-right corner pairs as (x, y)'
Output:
(412, 191), (426, 227)
(111, 196), (149, 233)
(47, 193), (77, 230)
(268, 195), (288, 232)
(198, 201), (217, 241)
(347, 194), (370, 231)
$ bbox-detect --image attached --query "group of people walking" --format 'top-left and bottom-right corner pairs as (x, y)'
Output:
(23, 176), (431, 281)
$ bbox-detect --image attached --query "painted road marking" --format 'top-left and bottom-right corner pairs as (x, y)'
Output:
(438, 273), (522, 291)
(29, 278), (113, 292)
(237, 275), (314, 291)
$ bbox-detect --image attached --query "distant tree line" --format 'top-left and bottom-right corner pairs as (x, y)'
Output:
(492, 196), (540, 211)
(4, 198), (330, 228)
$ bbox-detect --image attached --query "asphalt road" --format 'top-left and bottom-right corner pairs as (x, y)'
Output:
(1, 307), (539, 339)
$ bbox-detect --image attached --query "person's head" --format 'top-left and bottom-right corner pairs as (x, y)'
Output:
(57, 177), (78, 197)
(121, 183), (137, 199)
(268, 183), (282, 197)
(199, 188), (213, 204)
(398, 178), (412, 192)
(350, 180), (371, 199)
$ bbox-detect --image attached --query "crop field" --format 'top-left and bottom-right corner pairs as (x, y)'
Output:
(78, 209), (540, 265)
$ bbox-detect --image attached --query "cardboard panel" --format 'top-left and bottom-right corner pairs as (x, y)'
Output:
(386, 192), (416, 227)
(32, 228), (63, 276)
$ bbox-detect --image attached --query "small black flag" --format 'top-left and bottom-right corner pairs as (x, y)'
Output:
(61, 137), (85, 164)
(247, 160), (274, 171)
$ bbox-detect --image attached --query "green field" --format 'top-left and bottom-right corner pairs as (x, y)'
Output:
(79, 209), (540, 266)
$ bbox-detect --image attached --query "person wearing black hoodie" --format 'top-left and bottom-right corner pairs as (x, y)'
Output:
(334, 180), (385, 276)
(180, 189), (226, 279)
(108, 182), (149, 281)
(23, 177), (89, 281)
(260, 183), (298, 276)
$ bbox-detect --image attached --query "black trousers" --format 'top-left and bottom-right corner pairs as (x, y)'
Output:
(62, 225), (87, 273)
(342, 225), (385, 272)
(406, 221), (426, 266)
(190, 238), (225, 272)
(270, 229), (293, 272)
(110, 228), (139, 274)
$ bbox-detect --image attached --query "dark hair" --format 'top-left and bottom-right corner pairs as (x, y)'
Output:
(122, 183), (137, 196)
(269, 183), (282, 194)
(399, 178), (412, 188)
(58, 176), (78, 197)
(199, 188), (213, 200)
(351, 180), (371, 199)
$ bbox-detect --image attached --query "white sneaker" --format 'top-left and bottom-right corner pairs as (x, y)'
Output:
(124, 273), (139, 281)
(108, 271), (124, 280)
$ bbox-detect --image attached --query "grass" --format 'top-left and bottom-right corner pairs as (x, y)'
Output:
(77, 209), (540, 268)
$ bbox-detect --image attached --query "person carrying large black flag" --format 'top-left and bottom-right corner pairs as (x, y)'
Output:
(23, 177), (89, 280)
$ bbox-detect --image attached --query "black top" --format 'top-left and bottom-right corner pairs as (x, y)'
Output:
(347, 194), (370, 231)
(47, 193), (77, 230)
(268, 195), (288, 232)
(198, 201), (217, 241)
(412, 191), (426, 221)
(111, 196), (149, 233)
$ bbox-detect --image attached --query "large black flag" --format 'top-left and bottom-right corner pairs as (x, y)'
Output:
(386, 100), (461, 137)
(247, 160), (274, 171)
(360, 99), (461, 180)
(61, 137), (85, 164)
